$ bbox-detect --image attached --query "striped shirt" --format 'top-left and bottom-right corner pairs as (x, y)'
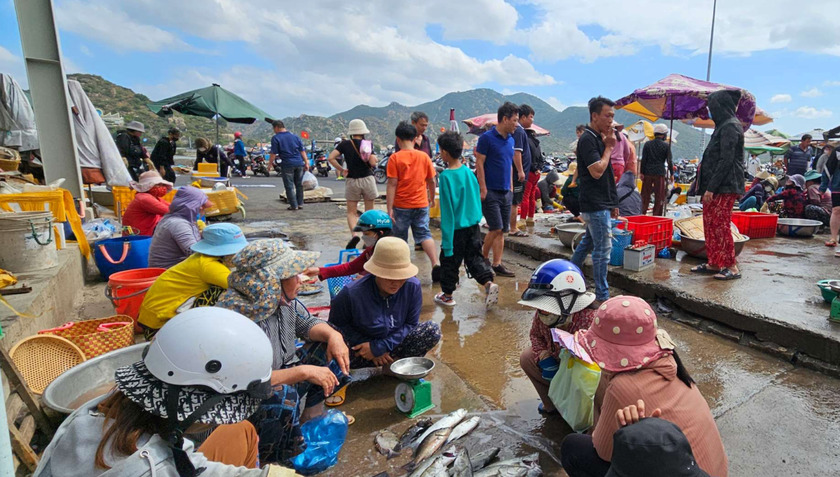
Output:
(258, 302), (321, 369)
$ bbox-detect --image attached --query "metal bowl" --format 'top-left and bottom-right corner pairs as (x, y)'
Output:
(42, 344), (146, 414)
(776, 218), (823, 237)
(680, 235), (750, 259)
(390, 357), (435, 381)
(555, 223), (586, 249)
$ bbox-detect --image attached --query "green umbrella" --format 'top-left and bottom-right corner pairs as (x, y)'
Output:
(147, 83), (273, 143)
(745, 145), (785, 155)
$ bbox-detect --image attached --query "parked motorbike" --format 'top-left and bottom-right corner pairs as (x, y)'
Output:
(313, 149), (330, 177)
(674, 158), (697, 184)
(250, 147), (271, 177)
(373, 152), (390, 184)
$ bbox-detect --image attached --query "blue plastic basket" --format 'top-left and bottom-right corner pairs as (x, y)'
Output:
(338, 249), (361, 263)
(324, 264), (356, 299)
(610, 229), (634, 266)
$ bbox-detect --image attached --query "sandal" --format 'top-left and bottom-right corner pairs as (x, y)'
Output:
(713, 268), (742, 280)
(343, 412), (355, 425)
(826, 240), (837, 247)
(538, 403), (559, 416)
(326, 387), (346, 407)
(509, 230), (529, 237)
(690, 263), (720, 274)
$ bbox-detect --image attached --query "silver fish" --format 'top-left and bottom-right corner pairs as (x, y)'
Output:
(446, 416), (480, 444)
(374, 430), (400, 458)
(409, 447), (458, 477)
(396, 417), (433, 451)
(473, 466), (528, 477)
(449, 449), (473, 477)
(408, 428), (452, 470)
(470, 447), (500, 471)
(413, 409), (467, 448)
(483, 453), (539, 469)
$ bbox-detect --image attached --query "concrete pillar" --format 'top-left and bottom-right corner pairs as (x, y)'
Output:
(13, 0), (83, 197)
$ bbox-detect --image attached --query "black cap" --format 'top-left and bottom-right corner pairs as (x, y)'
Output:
(606, 418), (711, 477)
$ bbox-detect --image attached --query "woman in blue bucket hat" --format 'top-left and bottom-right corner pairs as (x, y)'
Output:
(138, 223), (248, 339)
(216, 239), (352, 465)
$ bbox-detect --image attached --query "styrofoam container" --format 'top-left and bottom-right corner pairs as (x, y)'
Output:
(623, 245), (655, 272)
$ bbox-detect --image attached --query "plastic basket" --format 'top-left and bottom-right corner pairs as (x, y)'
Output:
(338, 249), (361, 263)
(610, 229), (634, 266)
(38, 316), (134, 359)
(325, 269), (356, 300)
(113, 186), (177, 218)
(10, 335), (86, 394)
(624, 216), (673, 252)
(731, 212), (778, 239)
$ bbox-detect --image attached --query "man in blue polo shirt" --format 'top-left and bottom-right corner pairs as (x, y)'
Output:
(475, 101), (519, 277)
(270, 119), (309, 211)
(784, 134), (813, 177)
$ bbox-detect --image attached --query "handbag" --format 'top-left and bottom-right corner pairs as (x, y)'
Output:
(548, 348), (601, 433)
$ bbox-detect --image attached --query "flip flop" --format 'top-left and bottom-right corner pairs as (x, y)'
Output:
(343, 412), (355, 425)
(509, 230), (529, 237)
(713, 268), (742, 280)
(326, 387), (346, 407)
(826, 240), (837, 247)
(690, 263), (720, 274)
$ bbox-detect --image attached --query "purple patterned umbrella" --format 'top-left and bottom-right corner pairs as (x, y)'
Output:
(615, 74), (757, 131)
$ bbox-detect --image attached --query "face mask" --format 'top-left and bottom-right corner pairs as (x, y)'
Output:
(538, 311), (564, 327)
(362, 234), (377, 248)
(148, 185), (169, 198)
(198, 147), (207, 153)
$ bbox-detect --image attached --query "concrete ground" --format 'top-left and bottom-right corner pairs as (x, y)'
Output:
(72, 173), (840, 475)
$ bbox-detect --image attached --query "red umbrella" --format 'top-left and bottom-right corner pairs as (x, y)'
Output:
(462, 113), (550, 136)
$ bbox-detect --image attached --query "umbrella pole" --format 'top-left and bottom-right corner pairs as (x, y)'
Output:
(215, 115), (220, 176)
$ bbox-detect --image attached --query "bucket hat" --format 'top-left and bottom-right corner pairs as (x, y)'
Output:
(606, 418), (710, 477)
(363, 237), (418, 280)
(755, 170), (771, 180)
(653, 124), (669, 135)
(125, 121), (145, 133)
(191, 223), (248, 257)
(216, 239), (319, 321)
(765, 176), (779, 190)
(788, 174), (805, 190)
(130, 170), (173, 193)
(575, 296), (674, 372)
(804, 170), (822, 182)
(348, 119), (370, 136)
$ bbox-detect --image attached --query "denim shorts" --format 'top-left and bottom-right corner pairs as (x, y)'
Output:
(392, 207), (432, 244)
(482, 189), (512, 231)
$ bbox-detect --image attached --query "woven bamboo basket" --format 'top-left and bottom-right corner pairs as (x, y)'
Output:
(10, 335), (86, 394)
(38, 316), (134, 359)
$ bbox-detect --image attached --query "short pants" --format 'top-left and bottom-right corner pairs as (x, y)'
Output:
(482, 189), (512, 232)
(832, 192), (840, 208)
(392, 206), (433, 244)
(512, 177), (525, 205)
(345, 176), (378, 201)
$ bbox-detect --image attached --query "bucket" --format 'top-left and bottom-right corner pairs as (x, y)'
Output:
(106, 268), (166, 324)
(0, 211), (58, 273)
(94, 235), (152, 280)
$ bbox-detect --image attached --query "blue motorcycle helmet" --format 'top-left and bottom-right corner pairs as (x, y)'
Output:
(353, 209), (393, 233)
(519, 259), (595, 326)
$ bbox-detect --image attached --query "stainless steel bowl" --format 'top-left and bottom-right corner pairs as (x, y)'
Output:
(42, 344), (146, 414)
(776, 218), (823, 237)
(680, 235), (750, 259)
(389, 357), (435, 381)
(555, 224), (587, 249)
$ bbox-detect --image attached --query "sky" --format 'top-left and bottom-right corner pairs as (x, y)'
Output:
(1, 0), (839, 136)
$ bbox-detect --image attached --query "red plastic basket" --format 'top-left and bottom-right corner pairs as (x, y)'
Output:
(731, 212), (778, 239)
(624, 216), (673, 252)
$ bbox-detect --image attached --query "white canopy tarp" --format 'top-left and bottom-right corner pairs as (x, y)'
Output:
(0, 74), (39, 152)
(67, 80), (131, 186)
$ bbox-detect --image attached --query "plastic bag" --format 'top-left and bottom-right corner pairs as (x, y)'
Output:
(360, 139), (372, 161)
(548, 348), (601, 433)
(291, 410), (348, 475)
(83, 218), (117, 242)
(302, 171), (319, 191)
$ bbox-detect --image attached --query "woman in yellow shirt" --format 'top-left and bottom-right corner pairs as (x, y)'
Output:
(138, 223), (248, 339)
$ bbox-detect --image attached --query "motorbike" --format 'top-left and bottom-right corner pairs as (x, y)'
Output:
(250, 147), (271, 177)
(373, 152), (390, 184)
(674, 158), (698, 184)
(312, 149), (330, 177)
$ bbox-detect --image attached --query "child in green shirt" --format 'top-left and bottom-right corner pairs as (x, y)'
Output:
(434, 131), (499, 308)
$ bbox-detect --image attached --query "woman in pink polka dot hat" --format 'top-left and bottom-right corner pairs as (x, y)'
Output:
(561, 295), (729, 477)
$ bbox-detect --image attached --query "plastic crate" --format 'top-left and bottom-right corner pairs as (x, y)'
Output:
(624, 216), (673, 252)
(731, 212), (778, 239)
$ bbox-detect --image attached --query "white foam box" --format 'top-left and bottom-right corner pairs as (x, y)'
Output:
(623, 244), (655, 272)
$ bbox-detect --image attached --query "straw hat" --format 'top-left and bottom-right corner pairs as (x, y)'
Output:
(765, 176), (779, 190)
(754, 171), (771, 180)
(130, 170), (173, 193)
(348, 119), (370, 136)
(363, 237), (418, 280)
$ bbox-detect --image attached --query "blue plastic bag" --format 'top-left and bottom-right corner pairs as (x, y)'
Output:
(291, 410), (349, 475)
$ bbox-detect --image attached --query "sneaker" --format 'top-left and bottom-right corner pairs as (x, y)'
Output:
(492, 264), (515, 277)
(434, 292), (456, 306)
(485, 283), (499, 308)
(345, 236), (361, 250)
(431, 265), (441, 282)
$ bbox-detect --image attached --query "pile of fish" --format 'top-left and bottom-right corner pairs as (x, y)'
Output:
(373, 409), (543, 477)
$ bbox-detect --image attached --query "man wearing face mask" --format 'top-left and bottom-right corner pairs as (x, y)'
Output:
(518, 259), (598, 416)
(193, 136), (234, 177)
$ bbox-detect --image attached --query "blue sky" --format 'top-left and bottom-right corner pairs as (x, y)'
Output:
(1, 0), (839, 136)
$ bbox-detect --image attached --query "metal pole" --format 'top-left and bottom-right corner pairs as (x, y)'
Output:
(0, 372), (15, 476)
(701, 0), (718, 153)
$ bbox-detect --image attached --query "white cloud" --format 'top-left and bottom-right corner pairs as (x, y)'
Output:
(801, 87), (823, 98)
(546, 97), (566, 111)
(793, 107), (832, 119)
(825, 81), (840, 87)
(0, 46), (28, 88)
(771, 94), (792, 103)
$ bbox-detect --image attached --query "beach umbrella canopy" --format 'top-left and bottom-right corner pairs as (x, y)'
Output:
(745, 145), (785, 155)
(615, 74), (757, 130)
(684, 106), (773, 129)
(624, 120), (655, 143)
(462, 113), (550, 136)
(744, 128), (790, 148)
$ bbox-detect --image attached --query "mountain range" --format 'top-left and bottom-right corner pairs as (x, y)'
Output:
(72, 73), (708, 158)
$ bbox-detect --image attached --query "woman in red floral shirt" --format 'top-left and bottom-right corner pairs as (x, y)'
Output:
(767, 174), (806, 218)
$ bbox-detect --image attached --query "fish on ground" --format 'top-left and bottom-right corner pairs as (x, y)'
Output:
(408, 446), (458, 477)
(446, 416), (480, 444)
(412, 408), (467, 449)
(473, 466), (528, 477)
(481, 453), (539, 470)
(475, 453), (541, 477)
(374, 429), (400, 458)
(449, 448), (473, 477)
(395, 417), (433, 451)
(469, 447), (500, 472)
(408, 428), (452, 468)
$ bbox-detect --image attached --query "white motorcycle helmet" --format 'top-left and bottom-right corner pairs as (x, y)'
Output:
(518, 259), (595, 326)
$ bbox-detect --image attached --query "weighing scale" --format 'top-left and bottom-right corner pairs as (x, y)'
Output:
(390, 357), (435, 418)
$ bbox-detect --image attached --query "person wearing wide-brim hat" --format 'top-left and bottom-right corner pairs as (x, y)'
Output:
(329, 236), (440, 378)
(327, 119), (378, 242)
(122, 170), (174, 236)
(33, 307), (299, 477)
(560, 296), (728, 477)
(216, 239), (352, 462)
(116, 120), (153, 181)
(138, 223), (248, 339)
(803, 169), (832, 227)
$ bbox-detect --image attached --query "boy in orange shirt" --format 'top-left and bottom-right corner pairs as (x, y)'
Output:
(387, 121), (440, 280)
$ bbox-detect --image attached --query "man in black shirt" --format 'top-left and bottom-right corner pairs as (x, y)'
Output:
(640, 124), (673, 216)
(570, 97), (619, 305)
(150, 127), (180, 183)
(116, 121), (152, 181)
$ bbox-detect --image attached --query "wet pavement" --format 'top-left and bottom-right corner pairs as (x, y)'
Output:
(232, 212), (840, 476)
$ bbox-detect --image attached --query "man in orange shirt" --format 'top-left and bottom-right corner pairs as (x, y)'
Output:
(387, 121), (440, 281)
